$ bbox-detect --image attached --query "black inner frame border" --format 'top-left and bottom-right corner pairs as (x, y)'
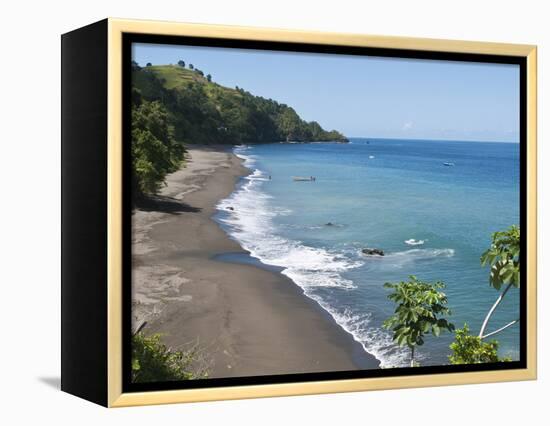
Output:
(122, 32), (528, 394)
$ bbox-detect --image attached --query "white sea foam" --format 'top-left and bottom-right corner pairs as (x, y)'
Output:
(297, 300), (410, 368)
(387, 248), (455, 259)
(216, 147), (410, 367)
(326, 308), (411, 368)
(404, 238), (425, 246)
(284, 223), (348, 231)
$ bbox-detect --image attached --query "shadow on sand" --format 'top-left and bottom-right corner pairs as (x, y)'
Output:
(136, 195), (202, 215)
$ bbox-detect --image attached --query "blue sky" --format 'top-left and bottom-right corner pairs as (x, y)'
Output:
(133, 43), (520, 142)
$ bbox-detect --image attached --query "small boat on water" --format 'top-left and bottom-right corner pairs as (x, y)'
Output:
(293, 176), (316, 181)
(443, 162), (455, 166)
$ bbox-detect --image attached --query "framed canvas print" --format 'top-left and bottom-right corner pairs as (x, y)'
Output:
(61, 18), (537, 407)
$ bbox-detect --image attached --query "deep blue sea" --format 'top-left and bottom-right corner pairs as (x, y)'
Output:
(215, 138), (520, 367)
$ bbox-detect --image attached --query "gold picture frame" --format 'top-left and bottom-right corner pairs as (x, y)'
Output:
(61, 18), (537, 407)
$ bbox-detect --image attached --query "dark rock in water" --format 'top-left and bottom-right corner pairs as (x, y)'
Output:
(362, 248), (385, 256)
(325, 222), (334, 226)
(227, 206), (234, 211)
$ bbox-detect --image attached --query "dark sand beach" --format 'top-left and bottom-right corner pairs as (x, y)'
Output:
(132, 145), (379, 378)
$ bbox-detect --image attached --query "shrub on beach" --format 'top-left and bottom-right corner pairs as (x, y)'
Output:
(132, 332), (208, 383)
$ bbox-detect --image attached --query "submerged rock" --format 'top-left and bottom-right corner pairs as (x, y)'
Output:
(362, 248), (385, 256)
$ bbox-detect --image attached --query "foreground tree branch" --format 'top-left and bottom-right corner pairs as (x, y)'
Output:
(478, 226), (520, 340)
(481, 318), (520, 340)
(478, 283), (513, 338)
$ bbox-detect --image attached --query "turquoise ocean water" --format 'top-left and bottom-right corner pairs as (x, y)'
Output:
(215, 138), (520, 367)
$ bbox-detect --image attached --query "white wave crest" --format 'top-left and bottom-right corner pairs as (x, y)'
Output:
(387, 248), (455, 259)
(360, 248), (455, 271)
(404, 238), (425, 246)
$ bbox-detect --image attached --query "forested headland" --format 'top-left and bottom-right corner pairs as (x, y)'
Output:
(131, 61), (348, 195)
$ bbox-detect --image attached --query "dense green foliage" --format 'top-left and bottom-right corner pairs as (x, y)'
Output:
(383, 276), (455, 366)
(131, 91), (185, 196)
(132, 333), (207, 383)
(480, 225), (520, 290)
(449, 325), (511, 364)
(131, 62), (348, 146)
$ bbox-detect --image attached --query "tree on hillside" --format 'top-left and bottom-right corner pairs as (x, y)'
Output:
(131, 100), (184, 196)
(146, 62), (152, 67)
(177, 60), (185, 67)
(383, 276), (454, 367)
(277, 108), (303, 141)
(206, 74), (212, 82)
(189, 63), (194, 70)
(478, 226), (520, 339)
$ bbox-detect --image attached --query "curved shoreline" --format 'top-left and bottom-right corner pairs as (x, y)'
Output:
(132, 145), (379, 379)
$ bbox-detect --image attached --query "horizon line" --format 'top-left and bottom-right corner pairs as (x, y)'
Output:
(347, 136), (520, 144)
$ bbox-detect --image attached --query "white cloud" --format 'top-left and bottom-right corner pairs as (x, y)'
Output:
(402, 121), (413, 131)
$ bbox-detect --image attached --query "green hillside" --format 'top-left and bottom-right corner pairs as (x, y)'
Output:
(130, 61), (347, 196)
(131, 62), (348, 145)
